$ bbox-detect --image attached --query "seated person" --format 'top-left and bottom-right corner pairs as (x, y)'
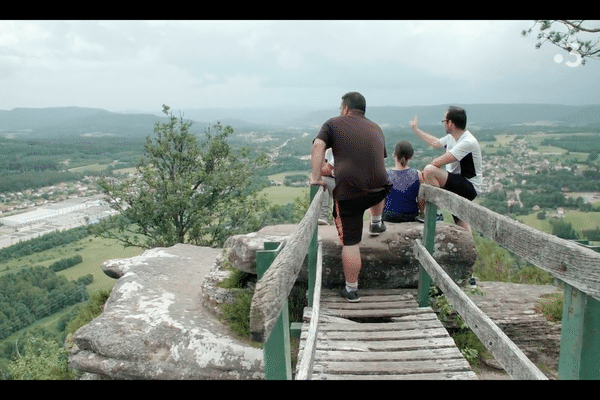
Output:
(383, 140), (424, 222)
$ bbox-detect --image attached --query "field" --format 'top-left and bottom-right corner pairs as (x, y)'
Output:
(260, 171), (309, 206)
(517, 209), (600, 237)
(1, 235), (143, 294)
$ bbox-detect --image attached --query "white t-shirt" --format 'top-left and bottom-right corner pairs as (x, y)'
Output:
(440, 130), (482, 194)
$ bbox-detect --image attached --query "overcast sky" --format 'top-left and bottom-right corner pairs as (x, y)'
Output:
(1, 20), (599, 114)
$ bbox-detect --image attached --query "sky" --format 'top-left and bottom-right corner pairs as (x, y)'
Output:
(1, 20), (599, 114)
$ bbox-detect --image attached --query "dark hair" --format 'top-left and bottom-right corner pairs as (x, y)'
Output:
(446, 106), (467, 130)
(394, 140), (414, 167)
(341, 92), (366, 113)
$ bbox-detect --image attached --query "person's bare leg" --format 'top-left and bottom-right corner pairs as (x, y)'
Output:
(341, 244), (361, 284)
(422, 164), (447, 188)
(368, 199), (386, 235)
(423, 164), (471, 233)
(369, 199), (385, 219)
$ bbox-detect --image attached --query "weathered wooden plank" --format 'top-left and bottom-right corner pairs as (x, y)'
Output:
(322, 288), (418, 296)
(298, 287), (477, 380)
(321, 290), (416, 303)
(419, 184), (600, 301)
(314, 371), (478, 380)
(310, 327), (451, 342)
(314, 359), (473, 375)
(321, 300), (420, 311)
(250, 187), (324, 342)
(323, 295), (417, 304)
(295, 243), (323, 380)
(309, 318), (443, 333)
(322, 307), (432, 319)
(319, 288), (431, 319)
(414, 238), (548, 380)
(309, 347), (466, 362)
(311, 336), (459, 352)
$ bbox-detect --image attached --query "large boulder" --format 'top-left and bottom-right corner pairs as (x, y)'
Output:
(69, 244), (263, 380)
(225, 222), (476, 289)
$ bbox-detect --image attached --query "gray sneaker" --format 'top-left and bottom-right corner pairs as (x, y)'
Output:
(369, 221), (386, 236)
(339, 286), (361, 302)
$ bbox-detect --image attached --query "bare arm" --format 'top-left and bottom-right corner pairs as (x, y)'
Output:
(430, 151), (458, 168)
(410, 116), (443, 149)
(310, 138), (328, 187)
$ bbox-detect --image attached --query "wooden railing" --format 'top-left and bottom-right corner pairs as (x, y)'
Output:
(250, 183), (600, 380)
(416, 184), (600, 380)
(250, 186), (324, 379)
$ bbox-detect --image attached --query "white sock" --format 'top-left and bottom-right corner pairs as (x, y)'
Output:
(345, 281), (358, 292)
(371, 215), (381, 225)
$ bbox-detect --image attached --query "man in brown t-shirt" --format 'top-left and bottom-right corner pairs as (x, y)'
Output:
(310, 92), (391, 302)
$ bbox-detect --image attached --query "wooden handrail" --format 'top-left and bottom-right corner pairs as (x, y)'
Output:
(250, 186), (324, 343)
(295, 242), (323, 380)
(414, 239), (548, 380)
(419, 184), (600, 302)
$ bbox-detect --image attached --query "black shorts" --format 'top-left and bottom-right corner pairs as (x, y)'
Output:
(333, 190), (388, 246)
(383, 210), (418, 223)
(444, 173), (477, 201)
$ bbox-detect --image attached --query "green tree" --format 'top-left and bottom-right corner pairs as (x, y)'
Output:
(549, 219), (578, 239)
(7, 333), (75, 380)
(522, 20), (600, 64)
(92, 105), (271, 248)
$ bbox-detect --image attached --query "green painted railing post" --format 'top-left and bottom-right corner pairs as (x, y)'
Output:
(417, 202), (437, 307)
(558, 283), (600, 380)
(256, 241), (292, 380)
(307, 185), (320, 307)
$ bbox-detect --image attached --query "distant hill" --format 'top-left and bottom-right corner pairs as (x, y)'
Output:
(289, 104), (600, 128)
(0, 107), (167, 139)
(1, 104), (599, 139)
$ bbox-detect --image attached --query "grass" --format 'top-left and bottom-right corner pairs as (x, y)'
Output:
(0, 233), (143, 373)
(517, 209), (600, 238)
(1, 235), (143, 294)
(260, 171), (309, 206)
(259, 186), (308, 207)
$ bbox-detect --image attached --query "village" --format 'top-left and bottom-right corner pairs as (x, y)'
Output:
(1, 130), (600, 251)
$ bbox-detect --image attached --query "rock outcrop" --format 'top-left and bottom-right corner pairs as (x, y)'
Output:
(69, 222), (476, 380)
(69, 244), (264, 380)
(225, 222), (477, 288)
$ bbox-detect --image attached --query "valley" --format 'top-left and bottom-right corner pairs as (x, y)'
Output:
(1, 104), (600, 378)
(2, 104), (600, 245)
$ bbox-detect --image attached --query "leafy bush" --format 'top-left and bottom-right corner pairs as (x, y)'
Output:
(535, 292), (564, 323)
(7, 333), (75, 380)
(220, 291), (253, 338)
(65, 290), (111, 335)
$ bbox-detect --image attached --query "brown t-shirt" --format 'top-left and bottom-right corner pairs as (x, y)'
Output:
(315, 111), (390, 201)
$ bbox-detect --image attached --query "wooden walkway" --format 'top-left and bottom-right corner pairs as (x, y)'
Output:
(297, 288), (477, 380)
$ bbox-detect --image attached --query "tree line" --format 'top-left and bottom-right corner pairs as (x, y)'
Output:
(0, 136), (145, 193)
(0, 265), (90, 341)
(0, 226), (89, 262)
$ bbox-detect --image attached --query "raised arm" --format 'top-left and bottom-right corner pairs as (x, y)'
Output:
(410, 116), (443, 149)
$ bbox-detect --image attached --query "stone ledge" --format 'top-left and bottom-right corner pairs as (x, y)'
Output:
(225, 222), (476, 289)
(69, 244), (263, 380)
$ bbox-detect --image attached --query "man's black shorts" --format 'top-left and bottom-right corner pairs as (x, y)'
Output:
(444, 172), (477, 201)
(332, 190), (388, 246)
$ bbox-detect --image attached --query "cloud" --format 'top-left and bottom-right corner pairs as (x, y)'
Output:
(0, 20), (598, 111)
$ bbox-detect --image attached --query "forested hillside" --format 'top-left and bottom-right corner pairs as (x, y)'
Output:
(0, 265), (89, 340)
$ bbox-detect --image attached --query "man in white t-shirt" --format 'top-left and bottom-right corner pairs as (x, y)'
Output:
(410, 106), (482, 233)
